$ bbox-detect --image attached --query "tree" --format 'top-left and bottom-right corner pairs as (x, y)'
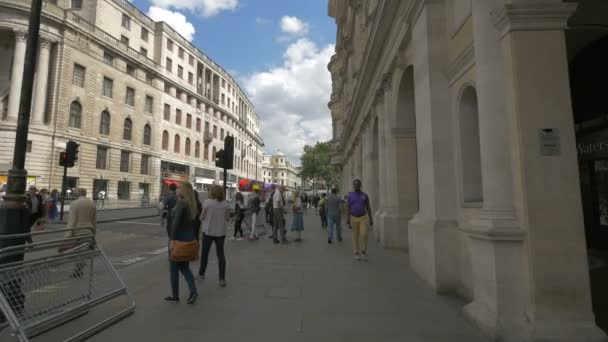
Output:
(300, 141), (339, 192)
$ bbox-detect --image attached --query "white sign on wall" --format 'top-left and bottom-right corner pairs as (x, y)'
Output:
(539, 128), (561, 156)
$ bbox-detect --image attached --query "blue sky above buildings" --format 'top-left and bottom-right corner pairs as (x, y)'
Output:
(131, 0), (337, 164)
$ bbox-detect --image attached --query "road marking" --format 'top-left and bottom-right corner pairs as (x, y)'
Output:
(121, 256), (146, 265)
(116, 221), (159, 226)
(151, 247), (168, 255)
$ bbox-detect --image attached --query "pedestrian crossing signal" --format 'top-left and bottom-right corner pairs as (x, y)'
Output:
(59, 152), (69, 167)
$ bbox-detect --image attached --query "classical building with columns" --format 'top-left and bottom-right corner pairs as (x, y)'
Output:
(261, 150), (302, 190)
(329, 0), (608, 340)
(0, 0), (264, 205)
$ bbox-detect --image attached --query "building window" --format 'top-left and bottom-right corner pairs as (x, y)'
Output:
(141, 28), (149, 42)
(122, 14), (131, 29)
(166, 58), (172, 72)
(99, 110), (110, 135)
(125, 87), (135, 107)
(185, 138), (191, 156)
(195, 141), (200, 158)
(205, 122), (210, 133)
(196, 118), (201, 132)
(102, 77), (113, 98)
(188, 72), (193, 85)
(176, 109), (182, 125)
(72, 64), (85, 87)
(26, 141), (32, 153)
(120, 150), (130, 172)
(121, 35), (129, 46)
(94, 146), (108, 169)
(140, 154), (150, 175)
(204, 143), (209, 160)
(69, 101), (82, 128)
(143, 124), (151, 145)
(176, 89), (182, 100)
(167, 38), (174, 52)
(212, 146), (217, 160)
(140, 47), (148, 57)
(178, 47), (184, 59)
(117, 181), (130, 200)
(189, 55), (194, 66)
(174, 134), (180, 153)
(222, 79), (226, 88)
(126, 64), (135, 76)
(221, 94), (225, 105)
(162, 131), (169, 150)
(213, 125), (217, 138)
(145, 72), (153, 84)
(123, 118), (132, 140)
(103, 51), (113, 65)
(178, 65), (184, 79)
(186, 114), (192, 129)
(221, 128), (224, 140)
(164, 104), (170, 121)
(145, 96), (153, 114)
(71, 0), (82, 9)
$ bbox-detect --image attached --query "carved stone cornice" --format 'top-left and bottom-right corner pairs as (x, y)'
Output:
(40, 37), (53, 49)
(13, 29), (27, 42)
(491, 2), (578, 38)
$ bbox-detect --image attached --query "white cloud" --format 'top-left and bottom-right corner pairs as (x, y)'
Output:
(150, 0), (238, 17)
(280, 16), (309, 36)
(243, 38), (334, 163)
(147, 7), (196, 41)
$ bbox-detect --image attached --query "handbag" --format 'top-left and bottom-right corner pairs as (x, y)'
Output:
(170, 240), (199, 262)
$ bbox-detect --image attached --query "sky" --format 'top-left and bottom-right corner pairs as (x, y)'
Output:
(130, 0), (337, 165)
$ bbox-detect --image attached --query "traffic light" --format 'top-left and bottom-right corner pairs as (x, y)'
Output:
(59, 152), (69, 167)
(65, 141), (79, 167)
(223, 136), (234, 170)
(215, 149), (224, 168)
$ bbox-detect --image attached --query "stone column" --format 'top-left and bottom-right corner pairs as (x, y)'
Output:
(7, 29), (27, 121)
(32, 38), (52, 124)
(485, 2), (603, 341)
(407, 1), (459, 291)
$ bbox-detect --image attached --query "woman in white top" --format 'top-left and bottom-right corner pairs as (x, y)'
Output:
(198, 185), (230, 287)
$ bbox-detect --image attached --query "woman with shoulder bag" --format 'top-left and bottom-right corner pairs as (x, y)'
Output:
(291, 190), (305, 242)
(165, 182), (199, 304)
(198, 185), (230, 287)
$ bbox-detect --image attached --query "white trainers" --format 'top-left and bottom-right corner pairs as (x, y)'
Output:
(360, 253), (368, 261)
(354, 254), (360, 261)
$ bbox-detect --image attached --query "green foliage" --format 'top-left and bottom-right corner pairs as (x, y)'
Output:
(300, 142), (338, 188)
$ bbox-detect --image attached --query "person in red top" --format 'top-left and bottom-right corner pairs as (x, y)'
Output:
(346, 179), (373, 261)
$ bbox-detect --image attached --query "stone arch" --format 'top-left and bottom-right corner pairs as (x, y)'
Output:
(458, 85), (482, 203)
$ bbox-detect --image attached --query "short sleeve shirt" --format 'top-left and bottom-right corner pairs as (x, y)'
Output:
(326, 195), (343, 216)
(202, 199), (229, 237)
(347, 191), (369, 217)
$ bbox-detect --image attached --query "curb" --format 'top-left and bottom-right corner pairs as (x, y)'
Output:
(50, 214), (160, 226)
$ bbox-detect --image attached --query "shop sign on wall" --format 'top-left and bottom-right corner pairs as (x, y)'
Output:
(539, 128), (561, 156)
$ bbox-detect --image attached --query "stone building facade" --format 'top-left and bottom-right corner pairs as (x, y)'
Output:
(261, 151), (301, 191)
(0, 0), (264, 205)
(329, 0), (608, 340)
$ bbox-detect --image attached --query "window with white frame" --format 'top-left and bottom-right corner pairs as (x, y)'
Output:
(72, 64), (85, 87)
(102, 77), (113, 98)
(145, 96), (153, 114)
(125, 87), (135, 107)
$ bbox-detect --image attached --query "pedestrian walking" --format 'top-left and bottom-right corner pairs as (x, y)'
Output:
(47, 189), (59, 222)
(165, 182), (198, 304)
(318, 193), (328, 229)
(247, 186), (261, 240)
(25, 186), (44, 231)
(291, 190), (305, 242)
(346, 179), (374, 261)
(162, 184), (178, 236)
(232, 192), (245, 240)
(301, 192), (308, 215)
(266, 185), (276, 239)
(326, 188), (344, 244)
(272, 185), (288, 244)
(199, 185), (230, 287)
(64, 188), (97, 277)
(97, 190), (106, 209)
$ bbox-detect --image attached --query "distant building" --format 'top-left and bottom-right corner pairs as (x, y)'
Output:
(261, 150), (301, 190)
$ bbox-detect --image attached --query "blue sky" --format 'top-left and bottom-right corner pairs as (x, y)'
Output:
(131, 0), (337, 163)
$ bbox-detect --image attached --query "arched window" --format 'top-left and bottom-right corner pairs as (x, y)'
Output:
(99, 110), (110, 135)
(162, 131), (169, 150)
(195, 141), (200, 158)
(174, 134), (180, 153)
(143, 124), (151, 145)
(212, 146), (216, 160)
(185, 138), (191, 156)
(123, 118), (132, 140)
(69, 101), (82, 128)
(204, 143), (209, 160)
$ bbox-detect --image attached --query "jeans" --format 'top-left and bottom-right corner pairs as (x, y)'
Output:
(320, 214), (328, 228)
(170, 261), (197, 298)
(272, 208), (286, 241)
(199, 234), (226, 280)
(234, 215), (244, 238)
(249, 212), (258, 238)
(327, 214), (342, 241)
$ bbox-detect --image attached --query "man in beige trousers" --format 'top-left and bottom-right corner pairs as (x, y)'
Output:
(65, 188), (97, 278)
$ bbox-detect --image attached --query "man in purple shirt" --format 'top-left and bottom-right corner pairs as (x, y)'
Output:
(346, 179), (373, 261)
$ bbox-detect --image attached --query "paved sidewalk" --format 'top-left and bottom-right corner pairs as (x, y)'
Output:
(49, 206), (158, 226)
(69, 211), (489, 342)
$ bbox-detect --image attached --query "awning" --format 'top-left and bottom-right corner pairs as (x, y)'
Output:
(163, 180), (181, 187)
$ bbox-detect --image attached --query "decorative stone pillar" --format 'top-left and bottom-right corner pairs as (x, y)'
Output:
(7, 29), (27, 121)
(407, 0), (460, 291)
(480, 2), (603, 341)
(32, 38), (52, 123)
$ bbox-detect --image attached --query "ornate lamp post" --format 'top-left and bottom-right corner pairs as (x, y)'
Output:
(0, 0), (43, 237)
